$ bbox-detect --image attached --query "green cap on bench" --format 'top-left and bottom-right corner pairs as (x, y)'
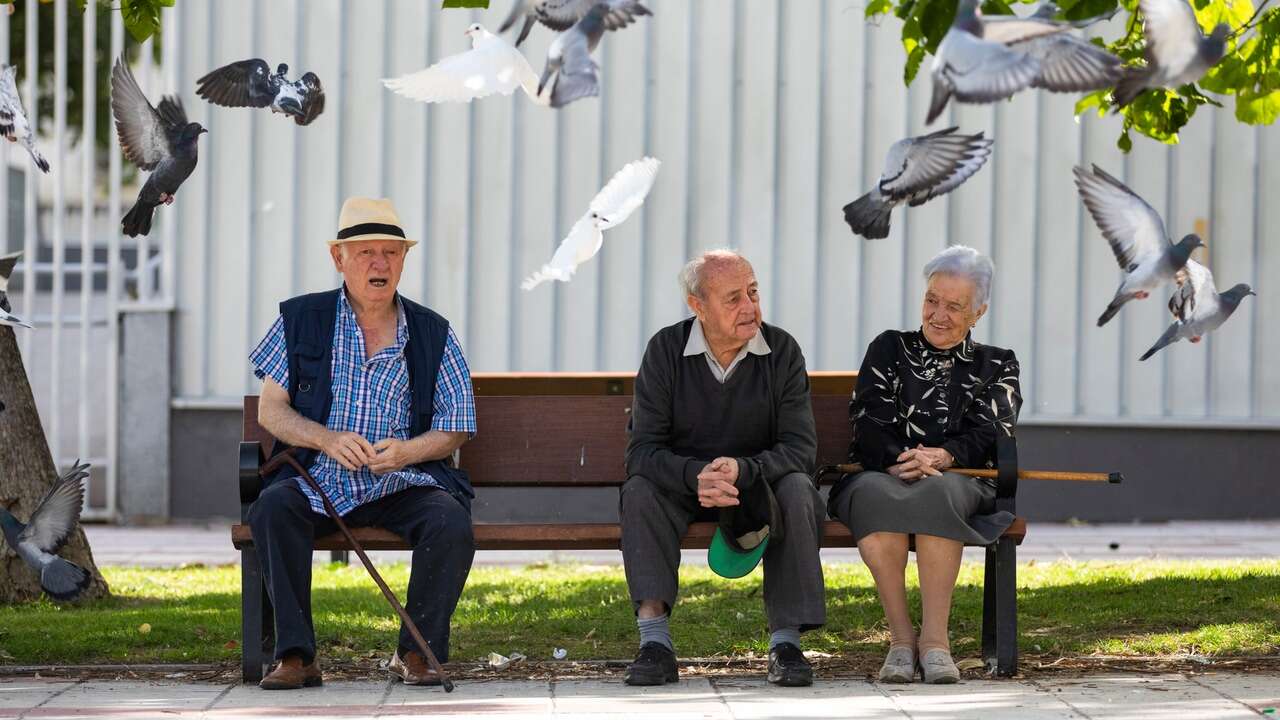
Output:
(708, 525), (770, 579)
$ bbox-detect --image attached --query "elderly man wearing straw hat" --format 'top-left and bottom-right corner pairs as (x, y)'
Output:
(246, 197), (477, 690)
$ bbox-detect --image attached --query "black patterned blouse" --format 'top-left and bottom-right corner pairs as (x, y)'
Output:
(844, 328), (1022, 476)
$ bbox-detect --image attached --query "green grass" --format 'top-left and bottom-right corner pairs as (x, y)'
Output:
(0, 560), (1277, 665)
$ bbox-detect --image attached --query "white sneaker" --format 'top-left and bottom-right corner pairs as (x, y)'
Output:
(920, 648), (960, 684)
(877, 645), (917, 683)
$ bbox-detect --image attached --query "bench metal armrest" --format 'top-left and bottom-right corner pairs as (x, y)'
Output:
(240, 441), (265, 515)
(995, 435), (1018, 512)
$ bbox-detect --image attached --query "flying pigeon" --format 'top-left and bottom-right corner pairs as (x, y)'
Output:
(537, 4), (611, 109)
(1112, 0), (1229, 107)
(844, 127), (993, 240)
(1139, 259), (1254, 360)
(0, 251), (31, 329)
(1073, 164), (1202, 326)
(195, 59), (325, 126)
(0, 65), (49, 173)
(111, 57), (207, 238)
(927, 0), (1123, 124)
(499, 0), (651, 47)
(0, 460), (92, 601)
(383, 24), (546, 105)
(522, 156), (660, 290)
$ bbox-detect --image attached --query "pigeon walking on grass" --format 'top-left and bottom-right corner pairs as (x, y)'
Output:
(499, 0), (651, 47)
(111, 58), (207, 238)
(0, 65), (49, 173)
(844, 127), (993, 240)
(1112, 0), (1229, 107)
(0, 461), (92, 601)
(196, 59), (325, 126)
(927, 0), (1122, 123)
(522, 156), (660, 290)
(1139, 259), (1254, 360)
(383, 24), (546, 105)
(1073, 164), (1202, 326)
(0, 251), (30, 329)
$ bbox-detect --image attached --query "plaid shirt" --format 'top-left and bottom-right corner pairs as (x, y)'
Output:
(249, 289), (477, 516)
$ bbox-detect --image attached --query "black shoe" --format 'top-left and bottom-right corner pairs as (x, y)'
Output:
(624, 642), (678, 686)
(768, 642), (813, 687)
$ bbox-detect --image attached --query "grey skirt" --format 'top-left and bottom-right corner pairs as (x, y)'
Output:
(829, 471), (1014, 545)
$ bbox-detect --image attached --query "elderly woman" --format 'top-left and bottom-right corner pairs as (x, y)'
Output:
(829, 245), (1021, 684)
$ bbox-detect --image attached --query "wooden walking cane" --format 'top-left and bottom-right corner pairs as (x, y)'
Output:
(815, 463), (1123, 483)
(260, 450), (456, 692)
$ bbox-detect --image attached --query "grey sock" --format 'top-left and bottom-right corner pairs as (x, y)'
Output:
(637, 614), (674, 652)
(770, 627), (801, 650)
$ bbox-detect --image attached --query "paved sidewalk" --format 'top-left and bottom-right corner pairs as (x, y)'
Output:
(84, 520), (1280, 567)
(2, 673), (1276, 719)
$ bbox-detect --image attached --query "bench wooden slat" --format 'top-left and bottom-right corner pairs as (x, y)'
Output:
(230, 517), (1026, 552)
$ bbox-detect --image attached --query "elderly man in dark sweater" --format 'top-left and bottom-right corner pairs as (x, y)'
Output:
(621, 249), (825, 687)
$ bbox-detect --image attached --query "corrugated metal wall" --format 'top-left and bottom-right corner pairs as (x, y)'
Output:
(168, 0), (1279, 425)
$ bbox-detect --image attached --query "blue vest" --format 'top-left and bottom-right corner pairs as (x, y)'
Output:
(263, 287), (474, 512)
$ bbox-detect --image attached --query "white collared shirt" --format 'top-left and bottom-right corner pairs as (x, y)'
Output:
(684, 318), (772, 383)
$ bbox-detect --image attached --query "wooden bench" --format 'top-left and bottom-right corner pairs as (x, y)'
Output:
(234, 371), (1039, 682)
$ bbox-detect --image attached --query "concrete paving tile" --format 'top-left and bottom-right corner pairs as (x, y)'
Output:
(550, 678), (731, 718)
(1192, 672), (1280, 714)
(0, 679), (76, 710)
(382, 679), (551, 715)
(712, 678), (904, 719)
(211, 680), (385, 709)
(41, 681), (225, 709)
(878, 680), (1083, 719)
(1029, 674), (1257, 719)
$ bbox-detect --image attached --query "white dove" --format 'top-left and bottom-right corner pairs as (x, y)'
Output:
(382, 23), (547, 105)
(0, 251), (31, 329)
(522, 157), (661, 290)
(0, 65), (50, 173)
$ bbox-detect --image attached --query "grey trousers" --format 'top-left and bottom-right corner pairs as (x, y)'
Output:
(620, 471), (827, 632)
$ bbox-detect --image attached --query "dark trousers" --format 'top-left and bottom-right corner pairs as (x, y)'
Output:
(247, 481), (475, 665)
(620, 472), (827, 633)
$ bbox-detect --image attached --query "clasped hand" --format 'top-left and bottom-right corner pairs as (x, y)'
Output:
(321, 431), (415, 474)
(696, 457), (740, 508)
(887, 444), (953, 482)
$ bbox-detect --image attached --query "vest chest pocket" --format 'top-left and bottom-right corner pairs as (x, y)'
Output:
(292, 343), (325, 411)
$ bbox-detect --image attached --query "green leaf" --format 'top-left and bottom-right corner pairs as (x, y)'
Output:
(866, 0), (895, 18)
(1235, 88), (1280, 123)
(120, 0), (174, 43)
(1075, 89), (1110, 117)
(442, 0), (490, 6)
(1117, 127), (1133, 152)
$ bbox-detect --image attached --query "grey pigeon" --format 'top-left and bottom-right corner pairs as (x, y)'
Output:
(500, 0), (651, 47)
(538, 4), (611, 108)
(1074, 164), (1202, 326)
(0, 251), (31, 329)
(1140, 259), (1254, 360)
(111, 57), (207, 238)
(927, 0), (1122, 124)
(195, 59), (325, 126)
(1113, 0), (1229, 107)
(0, 65), (49, 173)
(0, 460), (92, 601)
(844, 127), (993, 240)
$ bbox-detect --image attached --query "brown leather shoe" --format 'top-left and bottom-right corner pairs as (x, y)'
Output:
(259, 654), (323, 690)
(388, 649), (442, 686)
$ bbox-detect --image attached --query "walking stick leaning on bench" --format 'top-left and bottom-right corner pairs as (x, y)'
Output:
(815, 463), (1123, 484)
(260, 449), (456, 692)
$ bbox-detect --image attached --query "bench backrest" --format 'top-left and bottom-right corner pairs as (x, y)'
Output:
(243, 371), (857, 487)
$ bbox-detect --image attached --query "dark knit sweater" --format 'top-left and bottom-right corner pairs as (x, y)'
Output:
(625, 318), (817, 497)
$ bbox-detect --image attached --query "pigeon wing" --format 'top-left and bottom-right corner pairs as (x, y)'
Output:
(0, 251), (19, 293)
(0, 67), (23, 138)
(1138, 0), (1202, 70)
(1168, 259), (1219, 323)
(981, 15), (1070, 44)
(877, 128), (993, 204)
(536, 0), (649, 32)
(589, 156), (661, 227)
(1073, 164), (1170, 271)
(17, 461), (89, 556)
(521, 213), (603, 290)
(296, 73), (326, 126)
(941, 30), (1042, 103)
(548, 30), (600, 108)
(1017, 33), (1122, 91)
(111, 59), (174, 171)
(383, 40), (536, 103)
(195, 59), (277, 108)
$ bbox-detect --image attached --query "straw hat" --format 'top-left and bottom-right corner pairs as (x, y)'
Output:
(328, 197), (417, 248)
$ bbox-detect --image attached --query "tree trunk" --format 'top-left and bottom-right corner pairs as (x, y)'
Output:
(0, 326), (109, 603)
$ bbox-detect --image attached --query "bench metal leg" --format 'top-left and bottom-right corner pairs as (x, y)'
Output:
(981, 543), (997, 667)
(994, 536), (1018, 676)
(240, 547), (268, 683)
(329, 550), (350, 565)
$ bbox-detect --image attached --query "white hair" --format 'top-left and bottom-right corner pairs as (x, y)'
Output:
(679, 249), (753, 299)
(922, 245), (994, 309)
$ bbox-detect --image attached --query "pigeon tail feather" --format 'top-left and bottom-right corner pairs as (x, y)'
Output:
(1096, 293), (1133, 327)
(122, 199), (155, 238)
(1139, 323), (1180, 361)
(521, 266), (572, 291)
(41, 556), (90, 601)
(1112, 66), (1152, 108)
(24, 139), (49, 174)
(926, 80), (951, 125)
(843, 192), (894, 240)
